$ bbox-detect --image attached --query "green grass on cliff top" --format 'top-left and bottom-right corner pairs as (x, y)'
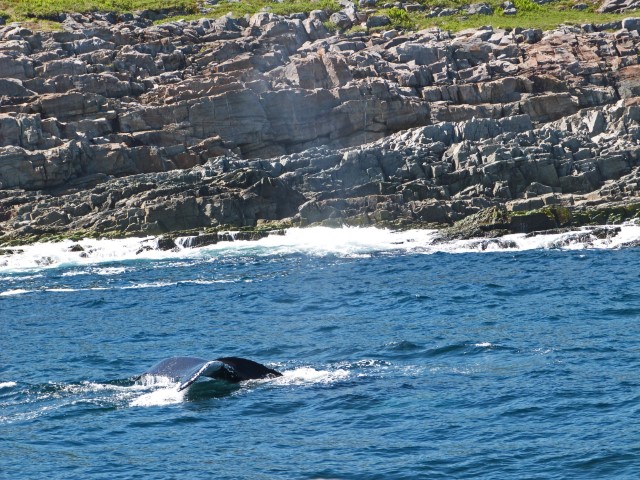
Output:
(202, 0), (341, 17)
(408, 0), (637, 32)
(0, 0), (198, 19)
(0, 0), (638, 32)
(174, 0), (638, 33)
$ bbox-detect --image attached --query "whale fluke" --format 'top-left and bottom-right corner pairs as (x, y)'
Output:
(215, 356), (283, 382)
(140, 356), (282, 391)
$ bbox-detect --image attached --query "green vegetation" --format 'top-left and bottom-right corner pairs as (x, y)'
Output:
(0, 0), (638, 36)
(438, 202), (640, 241)
(378, 0), (640, 33)
(323, 20), (339, 32)
(571, 202), (640, 225)
(152, 0), (341, 25)
(385, 7), (416, 30)
(0, 0), (197, 21)
(425, 8), (636, 33)
(203, 0), (340, 17)
(158, 1), (638, 33)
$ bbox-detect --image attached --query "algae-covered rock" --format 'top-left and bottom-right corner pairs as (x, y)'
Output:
(438, 206), (511, 240)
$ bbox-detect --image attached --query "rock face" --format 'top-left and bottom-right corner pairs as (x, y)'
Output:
(3, 12), (640, 243)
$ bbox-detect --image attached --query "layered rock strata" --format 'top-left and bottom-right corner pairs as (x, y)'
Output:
(3, 11), (640, 244)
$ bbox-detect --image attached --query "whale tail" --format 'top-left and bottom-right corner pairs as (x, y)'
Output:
(140, 356), (282, 391)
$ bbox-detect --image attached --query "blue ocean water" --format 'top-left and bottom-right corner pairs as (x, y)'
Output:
(2, 227), (640, 479)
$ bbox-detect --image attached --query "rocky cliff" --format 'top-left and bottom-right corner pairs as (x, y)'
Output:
(3, 9), (640, 246)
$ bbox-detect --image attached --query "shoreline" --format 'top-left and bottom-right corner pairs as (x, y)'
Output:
(0, 210), (640, 253)
(1, 223), (638, 277)
(2, 193), (640, 247)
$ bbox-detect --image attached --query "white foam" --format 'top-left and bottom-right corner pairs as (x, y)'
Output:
(122, 281), (175, 290)
(235, 227), (438, 257)
(0, 274), (42, 281)
(0, 236), (190, 273)
(126, 375), (185, 407)
(61, 270), (89, 277)
(63, 380), (185, 408)
(59, 379), (187, 409)
(0, 379), (189, 423)
(270, 367), (350, 386)
(184, 279), (235, 285)
(129, 387), (185, 407)
(61, 381), (134, 395)
(94, 267), (129, 276)
(1, 224), (639, 274)
(0, 288), (31, 296)
(131, 367), (351, 405)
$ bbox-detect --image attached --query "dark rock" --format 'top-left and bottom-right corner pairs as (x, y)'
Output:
(156, 237), (177, 250)
(622, 17), (640, 31)
(509, 212), (557, 233)
(0, 78), (35, 97)
(521, 28), (542, 44)
(177, 233), (218, 248)
(329, 11), (353, 30)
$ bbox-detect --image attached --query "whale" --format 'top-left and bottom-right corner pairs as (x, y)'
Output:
(140, 356), (282, 391)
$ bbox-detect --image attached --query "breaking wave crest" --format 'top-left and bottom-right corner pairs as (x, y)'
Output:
(1, 225), (640, 274)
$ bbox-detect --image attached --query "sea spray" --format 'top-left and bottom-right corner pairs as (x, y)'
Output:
(2, 225), (640, 275)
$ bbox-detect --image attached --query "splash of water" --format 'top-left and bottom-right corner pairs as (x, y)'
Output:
(129, 386), (185, 407)
(1, 225), (639, 274)
(271, 367), (350, 385)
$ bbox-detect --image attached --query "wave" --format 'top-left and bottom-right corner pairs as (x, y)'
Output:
(0, 224), (639, 273)
(0, 278), (240, 296)
(0, 288), (32, 296)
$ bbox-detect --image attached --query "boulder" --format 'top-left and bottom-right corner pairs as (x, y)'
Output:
(329, 11), (353, 30)
(598, 0), (640, 13)
(466, 3), (494, 15)
(367, 15), (391, 28)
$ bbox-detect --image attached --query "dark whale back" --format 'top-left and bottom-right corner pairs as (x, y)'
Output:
(216, 356), (283, 381)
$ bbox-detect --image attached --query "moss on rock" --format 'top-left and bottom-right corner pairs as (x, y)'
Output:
(442, 202), (640, 241)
